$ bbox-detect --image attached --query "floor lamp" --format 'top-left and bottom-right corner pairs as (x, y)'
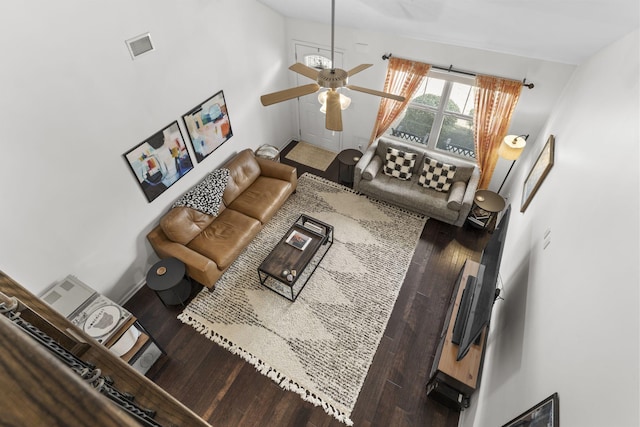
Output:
(497, 134), (528, 194)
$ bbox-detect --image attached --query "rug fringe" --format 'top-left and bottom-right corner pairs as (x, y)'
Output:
(177, 312), (354, 426)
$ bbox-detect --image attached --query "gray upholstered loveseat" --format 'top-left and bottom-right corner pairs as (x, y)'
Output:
(354, 137), (479, 226)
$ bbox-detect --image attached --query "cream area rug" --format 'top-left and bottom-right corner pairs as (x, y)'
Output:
(178, 174), (427, 425)
(284, 141), (337, 171)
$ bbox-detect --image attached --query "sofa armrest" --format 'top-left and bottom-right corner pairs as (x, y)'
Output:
(147, 225), (219, 287)
(446, 181), (466, 211)
(455, 168), (481, 226)
(354, 140), (379, 191)
(256, 157), (298, 191)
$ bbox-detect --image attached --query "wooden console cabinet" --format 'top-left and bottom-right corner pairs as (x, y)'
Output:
(426, 260), (487, 411)
(40, 275), (163, 375)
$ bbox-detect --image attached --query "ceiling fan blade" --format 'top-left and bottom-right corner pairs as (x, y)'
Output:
(289, 63), (320, 81)
(347, 85), (406, 102)
(260, 83), (320, 106)
(325, 90), (343, 131)
(347, 64), (373, 77)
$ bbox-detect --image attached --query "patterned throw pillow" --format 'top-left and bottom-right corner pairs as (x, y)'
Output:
(419, 157), (457, 192)
(383, 147), (417, 180)
(173, 168), (230, 216)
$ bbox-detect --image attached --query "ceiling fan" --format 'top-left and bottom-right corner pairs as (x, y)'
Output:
(259, 0), (405, 132)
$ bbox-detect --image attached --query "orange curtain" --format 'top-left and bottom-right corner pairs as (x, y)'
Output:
(369, 58), (431, 143)
(473, 75), (522, 189)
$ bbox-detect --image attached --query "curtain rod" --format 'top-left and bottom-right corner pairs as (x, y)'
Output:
(381, 53), (534, 89)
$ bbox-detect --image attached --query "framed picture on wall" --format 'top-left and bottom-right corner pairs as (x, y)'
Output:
(501, 393), (559, 427)
(521, 134), (555, 212)
(123, 121), (194, 202)
(182, 90), (234, 163)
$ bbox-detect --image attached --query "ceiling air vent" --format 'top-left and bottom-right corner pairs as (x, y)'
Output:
(126, 32), (154, 60)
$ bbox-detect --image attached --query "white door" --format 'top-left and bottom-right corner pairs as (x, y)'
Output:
(295, 43), (343, 153)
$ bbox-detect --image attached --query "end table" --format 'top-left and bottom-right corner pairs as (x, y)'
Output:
(146, 258), (192, 307)
(467, 189), (506, 231)
(337, 148), (363, 187)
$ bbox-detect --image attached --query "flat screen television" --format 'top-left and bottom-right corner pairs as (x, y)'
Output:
(452, 205), (511, 361)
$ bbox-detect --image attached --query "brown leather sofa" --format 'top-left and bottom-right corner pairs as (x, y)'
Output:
(147, 149), (297, 289)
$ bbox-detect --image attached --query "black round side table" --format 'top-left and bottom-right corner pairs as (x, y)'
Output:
(467, 189), (506, 231)
(146, 258), (192, 307)
(337, 148), (363, 187)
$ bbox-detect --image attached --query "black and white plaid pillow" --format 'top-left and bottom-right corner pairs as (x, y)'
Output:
(419, 157), (456, 192)
(383, 147), (417, 180)
(173, 168), (230, 216)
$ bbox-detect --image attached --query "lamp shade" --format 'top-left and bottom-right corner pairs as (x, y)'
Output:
(340, 94), (351, 109)
(498, 135), (527, 160)
(318, 90), (351, 113)
(318, 90), (328, 105)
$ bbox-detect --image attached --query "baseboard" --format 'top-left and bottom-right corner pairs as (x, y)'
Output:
(277, 137), (298, 151)
(118, 277), (147, 306)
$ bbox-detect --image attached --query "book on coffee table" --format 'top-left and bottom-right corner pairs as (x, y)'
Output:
(285, 230), (311, 251)
(303, 220), (326, 236)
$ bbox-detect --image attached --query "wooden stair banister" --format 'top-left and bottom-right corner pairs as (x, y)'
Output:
(0, 270), (210, 427)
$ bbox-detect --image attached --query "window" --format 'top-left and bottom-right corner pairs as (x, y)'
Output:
(304, 54), (332, 70)
(387, 71), (477, 159)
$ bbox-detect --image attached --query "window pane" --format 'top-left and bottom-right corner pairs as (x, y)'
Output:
(304, 54), (331, 70)
(412, 77), (445, 107)
(447, 82), (475, 116)
(436, 116), (475, 158)
(391, 106), (435, 144)
(385, 73), (476, 160)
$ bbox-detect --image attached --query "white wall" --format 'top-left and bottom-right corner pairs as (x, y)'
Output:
(283, 19), (576, 191)
(0, 0), (295, 301)
(461, 29), (640, 427)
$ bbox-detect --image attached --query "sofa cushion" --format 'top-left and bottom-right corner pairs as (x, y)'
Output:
(451, 165), (474, 183)
(383, 147), (417, 180)
(419, 157), (457, 192)
(223, 149), (262, 205)
(172, 168), (229, 216)
(362, 155), (383, 181)
(160, 206), (218, 245)
(227, 176), (293, 224)
(187, 208), (261, 270)
(358, 173), (459, 224)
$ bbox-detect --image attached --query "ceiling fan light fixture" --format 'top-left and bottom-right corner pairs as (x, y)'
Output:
(318, 90), (328, 105)
(259, 0), (404, 131)
(340, 93), (351, 110)
(318, 90), (351, 113)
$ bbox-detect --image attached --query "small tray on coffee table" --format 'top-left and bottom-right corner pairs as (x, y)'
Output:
(258, 215), (333, 301)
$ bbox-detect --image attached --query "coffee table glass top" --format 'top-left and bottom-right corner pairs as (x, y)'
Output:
(258, 215), (333, 301)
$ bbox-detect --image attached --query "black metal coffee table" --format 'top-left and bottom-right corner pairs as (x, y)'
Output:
(258, 215), (333, 301)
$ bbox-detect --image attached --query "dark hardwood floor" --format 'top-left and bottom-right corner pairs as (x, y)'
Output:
(124, 141), (490, 427)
